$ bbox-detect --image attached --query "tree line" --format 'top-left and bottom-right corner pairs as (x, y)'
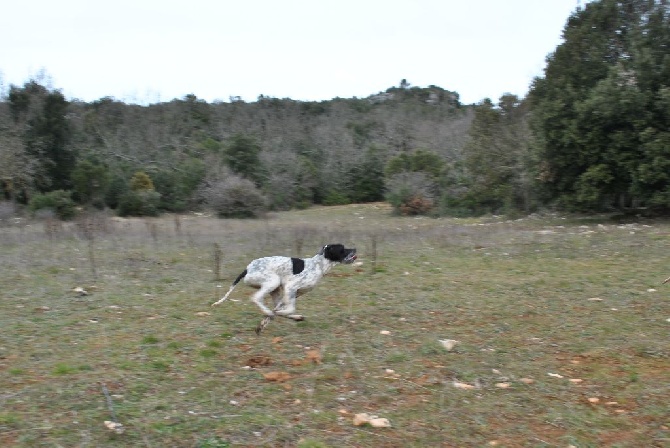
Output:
(1, 0), (668, 220)
(0, 79), (471, 219)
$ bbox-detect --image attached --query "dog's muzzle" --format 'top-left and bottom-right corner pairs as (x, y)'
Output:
(343, 249), (357, 264)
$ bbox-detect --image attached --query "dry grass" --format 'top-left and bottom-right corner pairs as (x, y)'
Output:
(1, 204), (669, 447)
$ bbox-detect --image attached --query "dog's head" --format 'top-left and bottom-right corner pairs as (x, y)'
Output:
(319, 244), (357, 264)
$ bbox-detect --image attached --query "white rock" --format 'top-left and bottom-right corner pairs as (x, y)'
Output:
(439, 339), (459, 351)
(369, 418), (391, 428)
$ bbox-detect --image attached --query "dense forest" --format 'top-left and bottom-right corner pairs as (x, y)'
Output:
(1, 0), (668, 220)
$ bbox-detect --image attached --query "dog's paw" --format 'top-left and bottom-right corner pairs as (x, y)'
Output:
(288, 314), (305, 321)
(255, 315), (275, 335)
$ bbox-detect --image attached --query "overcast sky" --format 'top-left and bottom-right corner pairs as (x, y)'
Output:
(1, 0), (587, 105)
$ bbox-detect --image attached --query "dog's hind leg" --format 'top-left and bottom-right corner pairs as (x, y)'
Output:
(256, 315), (274, 335)
(249, 275), (281, 316)
(255, 288), (282, 334)
(275, 284), (300, 316)
(270, 287), (282, 310)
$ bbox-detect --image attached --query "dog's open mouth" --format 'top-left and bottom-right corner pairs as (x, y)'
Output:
(343, 251), (357, 264)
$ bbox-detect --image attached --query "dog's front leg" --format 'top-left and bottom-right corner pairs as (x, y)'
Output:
(278, 288), (305, 321)
(276, 286), (298, 316)
(255, 297), (304, 335)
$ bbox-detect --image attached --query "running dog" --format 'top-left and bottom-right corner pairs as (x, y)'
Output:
(212, 244), (357, 333)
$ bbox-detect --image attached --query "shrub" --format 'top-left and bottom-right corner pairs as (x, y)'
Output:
(117, 190), (161, 217)
(201, 176), (267, 218)
(385, 172), (436, 216)
(29, 190), (77, 220)
(129, 171), (155, 191)
(399, 195), (434, 215)
(322, 191), (351, 206)
(105, 175), (129, 209)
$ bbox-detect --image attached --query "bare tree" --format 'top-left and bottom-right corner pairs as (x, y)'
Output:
(0, 104), (38, 201)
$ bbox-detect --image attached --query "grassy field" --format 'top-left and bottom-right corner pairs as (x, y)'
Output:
(1, 203), (668, 447)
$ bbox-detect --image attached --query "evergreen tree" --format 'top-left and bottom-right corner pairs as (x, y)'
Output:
(530, 0), (670, 212)
(71, 159), (110, 206)
(224, 133), (264, 185)
(629, 1), (670, 209)
(8, 81), (74, 193)
(456, 95), (534, 214)
(348, 146), (385, 203)
(385, 149), (444, 179)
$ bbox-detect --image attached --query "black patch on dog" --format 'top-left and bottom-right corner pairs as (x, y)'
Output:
(291, 258), (305, 275)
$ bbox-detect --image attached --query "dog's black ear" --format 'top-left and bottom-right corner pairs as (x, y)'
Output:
(323, 244), (346, 261)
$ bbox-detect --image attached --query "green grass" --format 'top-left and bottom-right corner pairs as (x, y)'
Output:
(0, 204), (669, 447)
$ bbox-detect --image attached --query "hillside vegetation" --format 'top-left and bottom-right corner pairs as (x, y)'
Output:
(1, 0), (668, 221)
(1, 81), (472, 217)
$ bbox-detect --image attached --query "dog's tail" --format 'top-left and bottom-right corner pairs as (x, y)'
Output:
(211, 269), (247, 306)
